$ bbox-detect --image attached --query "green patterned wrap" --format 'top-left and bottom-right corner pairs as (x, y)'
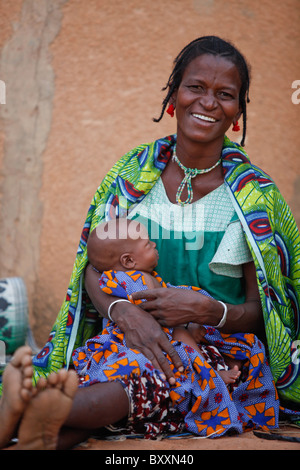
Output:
(5, 134), (299, 407)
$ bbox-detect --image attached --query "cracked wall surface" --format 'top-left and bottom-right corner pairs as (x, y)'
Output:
(0, 0), (299, 345)
(0, 0), (67, 333)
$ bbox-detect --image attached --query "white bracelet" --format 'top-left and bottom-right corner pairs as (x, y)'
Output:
(215, 301), (228, 328)
(107, 299), (131, 321)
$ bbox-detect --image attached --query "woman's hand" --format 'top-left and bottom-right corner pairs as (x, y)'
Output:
(131, 287), (212, 327)
(132, 261), (264, 335)
(112, 301), (184, 383)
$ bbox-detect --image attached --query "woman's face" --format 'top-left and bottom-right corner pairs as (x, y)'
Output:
(173, 54), (242, 147)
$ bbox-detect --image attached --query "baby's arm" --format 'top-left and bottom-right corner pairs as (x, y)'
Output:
(142, 272), (162, 289)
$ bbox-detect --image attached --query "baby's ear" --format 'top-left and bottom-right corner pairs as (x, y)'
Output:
(120, 253), (136, 269)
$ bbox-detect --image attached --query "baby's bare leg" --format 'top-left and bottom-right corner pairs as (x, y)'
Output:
(0, 346), (34, 448)
(218, 365), (241, 384)
(172, 327), (202, 355)
(173, 329), (241, 385)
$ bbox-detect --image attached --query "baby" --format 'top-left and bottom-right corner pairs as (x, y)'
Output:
(87, 218), (241, 384)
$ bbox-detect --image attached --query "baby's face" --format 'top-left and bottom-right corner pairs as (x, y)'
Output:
(130, 224), (159, 273)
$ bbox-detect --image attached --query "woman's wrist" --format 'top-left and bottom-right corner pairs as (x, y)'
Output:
(109, 299), (135, 329)
(215, 301), (227, 328)
(198, 296), (226, 327)
(108, 299), (131, 322)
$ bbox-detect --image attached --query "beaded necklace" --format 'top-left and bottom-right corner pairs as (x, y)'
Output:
(172, 146), (222, 205)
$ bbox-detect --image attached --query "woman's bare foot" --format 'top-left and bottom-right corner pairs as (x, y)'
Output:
(16, 368), (78, 450)
(218, 365), (241, 384)
(0, 346), (34, 448)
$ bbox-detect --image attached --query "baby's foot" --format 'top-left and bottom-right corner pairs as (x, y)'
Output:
(0, 346), (34, 448)
(218, 365), (241, 384)
(16, 368), (78, 450)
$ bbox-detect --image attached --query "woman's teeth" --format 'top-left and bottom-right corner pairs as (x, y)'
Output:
(192, 113), (216, 122)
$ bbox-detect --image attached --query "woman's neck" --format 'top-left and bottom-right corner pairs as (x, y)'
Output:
(175, 135), (224, 169)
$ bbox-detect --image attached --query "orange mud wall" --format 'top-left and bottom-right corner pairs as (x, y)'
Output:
(0, 0), (299, 346)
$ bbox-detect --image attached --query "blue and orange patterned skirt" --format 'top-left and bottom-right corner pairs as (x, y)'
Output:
(72, 322), (280, 439)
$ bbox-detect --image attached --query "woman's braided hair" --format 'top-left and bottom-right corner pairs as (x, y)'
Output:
(154, 36), (251, 146)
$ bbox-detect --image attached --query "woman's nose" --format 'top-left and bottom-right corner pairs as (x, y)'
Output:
(199, 90), (217, 110)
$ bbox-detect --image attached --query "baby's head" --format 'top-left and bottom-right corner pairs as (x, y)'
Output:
(87, 218), (158, 274)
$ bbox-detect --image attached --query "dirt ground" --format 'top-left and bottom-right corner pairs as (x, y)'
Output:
(75, 425), (300, 452)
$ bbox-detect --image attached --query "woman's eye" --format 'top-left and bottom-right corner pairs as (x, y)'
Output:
(219, 91), (234, 99)
(188, 85), (204, 92)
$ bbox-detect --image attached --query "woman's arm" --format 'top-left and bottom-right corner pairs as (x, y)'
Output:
(221, 261), (264, 334)
(84, 263), (184, 383)
(131, 261), (263, 335)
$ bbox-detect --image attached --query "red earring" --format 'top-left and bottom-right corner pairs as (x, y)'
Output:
(166, 104), (175, 117)
(232, 121), (240, 132)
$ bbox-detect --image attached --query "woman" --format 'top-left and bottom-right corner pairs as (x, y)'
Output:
(29, 36), (300, 445)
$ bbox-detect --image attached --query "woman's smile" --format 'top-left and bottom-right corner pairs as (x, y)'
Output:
(191, 113), (217, 123)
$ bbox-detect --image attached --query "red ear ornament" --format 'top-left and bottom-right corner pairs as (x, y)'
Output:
(166, 104), (175, 117)
(232, 121), (240, 132)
